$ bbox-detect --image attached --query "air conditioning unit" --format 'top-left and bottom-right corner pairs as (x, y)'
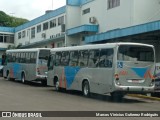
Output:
(42, 33), (46, 38)
(89, 17), (96, 24)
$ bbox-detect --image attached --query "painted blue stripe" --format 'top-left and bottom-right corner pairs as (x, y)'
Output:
(131, 68), (148, 78)
(64, 66), (81, 88)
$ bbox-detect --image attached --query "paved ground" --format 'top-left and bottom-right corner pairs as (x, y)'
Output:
(0, 77), (160, 120)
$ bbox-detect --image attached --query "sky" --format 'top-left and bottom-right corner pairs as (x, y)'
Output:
(0, 0), (66, 20)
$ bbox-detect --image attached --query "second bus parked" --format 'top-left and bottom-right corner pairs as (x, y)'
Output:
(47, 43), (155, 98)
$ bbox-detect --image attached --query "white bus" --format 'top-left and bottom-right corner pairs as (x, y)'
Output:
(3, 48), (50, 85)
(47, 43), (155, 98)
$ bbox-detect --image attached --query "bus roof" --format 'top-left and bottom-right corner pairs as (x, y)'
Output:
(50, 42), (154, 52)
(6, 48), (50, 53)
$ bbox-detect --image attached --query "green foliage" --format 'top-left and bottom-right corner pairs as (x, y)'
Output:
(0, 11), (29, 27)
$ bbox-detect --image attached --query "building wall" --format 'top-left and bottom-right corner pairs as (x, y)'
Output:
(15, 13), (66, 47)
(80, 0), (132, 32)
(133, 0), (160, 25)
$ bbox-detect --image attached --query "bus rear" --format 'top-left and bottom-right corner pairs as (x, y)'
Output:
(115, 44), (155, 93)
(36, 49), (50, 84)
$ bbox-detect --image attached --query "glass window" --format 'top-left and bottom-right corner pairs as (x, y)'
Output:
(118, 45), (154, 62)
(20, 53), (26, 63)
(31, 27), (35, 39)
(37, 25), (41, 33)
(88, 50), (100, 68)
(30, 52), (37, 63)
(12, 53), (16, 62)
(61, 51), (70, 66)
(108, 0), (120, 9)
(43, 22), (48, 30)
(39, 50), (50, 65)
(7, 53), (12, 63)
(15, 53), (20, 63)
(50, 19), (56, 28)
(58, 16), (64, 26)
(22, 31), (26, 38)
(78, 50), (89, 67)
(69, 51), (79, 66)
(83, 8), (90, 15)
(25, 53), (31, 63)
(98, 49), (113, 68)
(55, 52), (62, 66)
(48, 54), (56, 70)
(18, 32), (21, 39)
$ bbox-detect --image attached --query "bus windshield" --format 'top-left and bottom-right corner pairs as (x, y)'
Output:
(118, 45), (154, 62)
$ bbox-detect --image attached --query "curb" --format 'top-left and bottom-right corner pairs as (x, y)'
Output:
(128, 94), (160, 101)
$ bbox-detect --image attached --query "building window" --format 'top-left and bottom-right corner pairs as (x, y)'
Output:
(83, 8), (90, 15)
(43, 22), (48, 30)
(22, 31), (26, 38)
(31, 27), (35, 39)
(37, 25), (41, 33)
(50, 19), (56, 28)
(108, 0), (120, 9)
(18, 32), (21, 39)
(58, 16), (64, 26)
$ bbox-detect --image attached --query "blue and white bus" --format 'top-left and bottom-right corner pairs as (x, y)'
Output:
(3, 48), (50, 85)
(47, 43), (155, 98)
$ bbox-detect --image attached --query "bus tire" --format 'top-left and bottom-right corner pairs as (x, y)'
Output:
(82, 81), (90, 97)
(21, 73), (26, 84)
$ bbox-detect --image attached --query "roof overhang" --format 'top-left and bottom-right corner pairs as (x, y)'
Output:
(67, 25), (99, 36)
(85, 20), (160, 43)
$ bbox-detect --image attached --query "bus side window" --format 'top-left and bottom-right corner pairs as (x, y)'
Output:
(55, 52), (62, 66)
(99, 49), (113, 68)
(61, 51), (69, 66)
(78, 50), (89, 67)
(30, 52), (36, 63)
(88, 50), (100, 68)
(69, 51), (78, 66)
(12, 53), (16, 62)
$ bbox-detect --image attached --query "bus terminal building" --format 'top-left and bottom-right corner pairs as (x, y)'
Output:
(0, 0), (160, 63)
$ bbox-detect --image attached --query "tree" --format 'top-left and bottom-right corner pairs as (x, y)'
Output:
(0, 11), (29, 27)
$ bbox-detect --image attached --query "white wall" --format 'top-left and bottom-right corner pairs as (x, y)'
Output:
(133, 0), (160, 25)
(66, 6), (81, 29)
(81, 0), (133, 32)
(15, 13), (66, 47)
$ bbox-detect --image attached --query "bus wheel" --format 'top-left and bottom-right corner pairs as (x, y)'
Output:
(55, 81), (60, 91)
(21, 73), (26, 84)
(82, 81), (90, 97)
